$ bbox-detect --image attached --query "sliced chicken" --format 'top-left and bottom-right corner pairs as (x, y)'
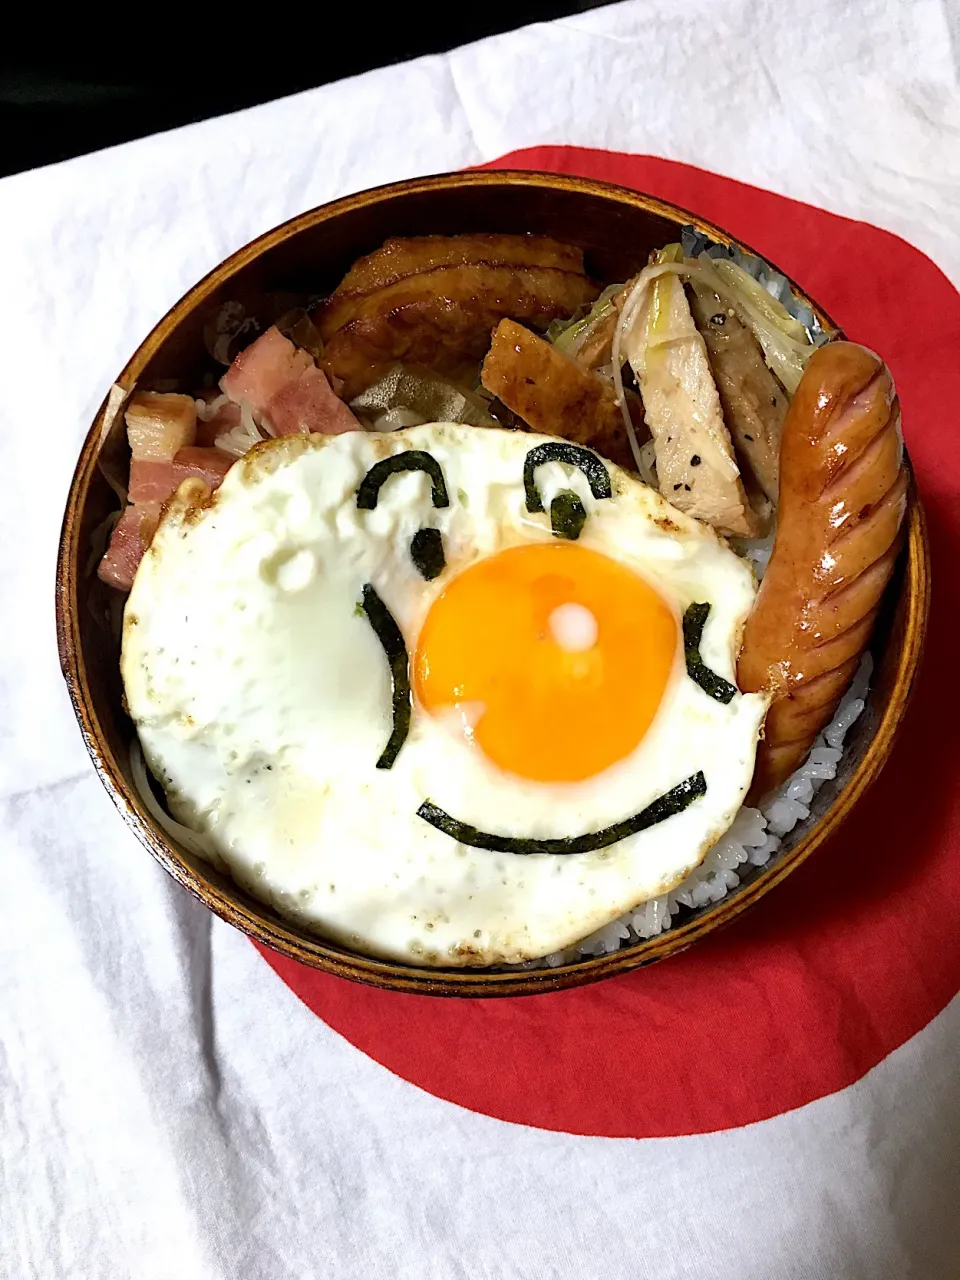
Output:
(623, 272), (758, 536)
(480, 320), (639, 473)
(319, 264), (600, 401)
(321, 234), (587, 334)
(687, 280), (786, 503)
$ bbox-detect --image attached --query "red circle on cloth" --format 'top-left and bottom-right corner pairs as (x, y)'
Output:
(258, 148), (960, 1138)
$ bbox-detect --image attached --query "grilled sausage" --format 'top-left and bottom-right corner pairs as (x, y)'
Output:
(737, 341), (908, 801)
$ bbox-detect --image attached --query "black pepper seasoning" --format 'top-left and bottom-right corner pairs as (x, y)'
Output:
(744, 433), (753, 442)
(690, 454), (701, 466)
(711, 313), (725, 325)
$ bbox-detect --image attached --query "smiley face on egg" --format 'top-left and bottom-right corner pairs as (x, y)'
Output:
(121, 424), (768, 965)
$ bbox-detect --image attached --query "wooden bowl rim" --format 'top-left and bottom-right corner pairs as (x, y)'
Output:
(55, 169), (932, 997)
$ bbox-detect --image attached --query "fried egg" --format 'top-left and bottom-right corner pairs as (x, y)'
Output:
(121, 423), (768, 965)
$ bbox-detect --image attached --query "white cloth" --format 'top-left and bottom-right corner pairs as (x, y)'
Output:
(2, 3), (959, 1276)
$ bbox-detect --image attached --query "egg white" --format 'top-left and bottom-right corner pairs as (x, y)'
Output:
(122, 423), (768, 965)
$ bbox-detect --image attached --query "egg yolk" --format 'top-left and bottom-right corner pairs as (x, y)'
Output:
(413, 542), (678, 783)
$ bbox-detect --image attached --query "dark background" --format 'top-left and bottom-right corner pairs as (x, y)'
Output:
(0, 7), (607, 179)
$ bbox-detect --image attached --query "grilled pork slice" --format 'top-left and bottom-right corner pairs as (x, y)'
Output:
(623, 272), (758, 536)
(687, 281), (786, 504)
(319, 264), (600, 401)
(321, 234), (587, 334)
(480, 320), (638, 473)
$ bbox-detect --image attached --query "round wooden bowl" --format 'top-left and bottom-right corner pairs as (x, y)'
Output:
(56, 170), (931, 997)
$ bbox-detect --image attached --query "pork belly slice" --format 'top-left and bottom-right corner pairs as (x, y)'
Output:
(321, 265), (600, 400)
(319, 234), (588, 335)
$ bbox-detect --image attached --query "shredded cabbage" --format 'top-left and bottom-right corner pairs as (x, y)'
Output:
(350, 364), (499, 430)
(547, 283), (622, 358)
(708, 258), (807, 342)
(215, 400), (266, 457)
(195, 393), (231, 422)
(694, 254), (812, 393)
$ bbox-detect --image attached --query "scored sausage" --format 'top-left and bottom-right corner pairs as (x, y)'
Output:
(737, 341), (908, 802)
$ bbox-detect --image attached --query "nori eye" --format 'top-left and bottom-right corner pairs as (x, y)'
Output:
(550, 490), (587, 541)
(410, 527), (445, 580)
(357, 450), (449, 510)
(683, 603), (737, 704)
(359, 584), (411, 769)
(523, 442), (612, 514)
(417, 772), (707, 854)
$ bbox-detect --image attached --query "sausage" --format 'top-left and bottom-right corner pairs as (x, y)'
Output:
(737, 341), (908, 801)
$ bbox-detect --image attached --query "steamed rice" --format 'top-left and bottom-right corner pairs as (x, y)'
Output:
(539, 651), (873, 966)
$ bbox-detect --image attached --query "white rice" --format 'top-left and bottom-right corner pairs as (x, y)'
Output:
(535, 651), (873, 967)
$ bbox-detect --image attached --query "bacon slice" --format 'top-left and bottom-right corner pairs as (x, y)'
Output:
(97, 503), (161, 592)
(267, 364), (359, 436)
(125, 392), (196, 460)
(480, 320), (639, 472)
(220, 326), (314, 418)
(102, 449), (234, 590)
(220, 326), (361, 435)
(128, 447), (234, 505)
